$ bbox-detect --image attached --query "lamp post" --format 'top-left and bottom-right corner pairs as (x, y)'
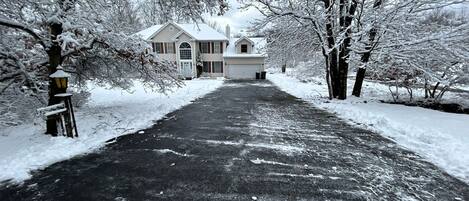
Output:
(49, 66), (78, 138)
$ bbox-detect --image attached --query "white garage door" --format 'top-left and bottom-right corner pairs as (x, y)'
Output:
(227, 64), (261, 79)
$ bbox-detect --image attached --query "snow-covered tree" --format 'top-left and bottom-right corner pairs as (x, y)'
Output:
(137, 0), (228, 26)
(244, 0), (468, 100)
(366, 8), (469, 102)
(0, 0), (227, 135)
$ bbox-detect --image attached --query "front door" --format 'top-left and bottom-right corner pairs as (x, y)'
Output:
(181, 61), (193, 78)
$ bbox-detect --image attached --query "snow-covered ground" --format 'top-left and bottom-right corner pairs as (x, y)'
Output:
(268, 72), (469, 184)
(0, 79), (223, 183)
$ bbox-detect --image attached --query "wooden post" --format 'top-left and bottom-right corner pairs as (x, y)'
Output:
(55, 93), (78, 138)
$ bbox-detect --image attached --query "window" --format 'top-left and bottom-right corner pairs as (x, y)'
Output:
(153, 42), (164, 53)
(202, 62), (211, 73)
(165, 42), (175, 54)
(179, 42), (192, 60)
(200, 42), (210, 53)
(212, 62), (223, 73)
(241, 44), (248, 53)
(213, 42), (221, 54)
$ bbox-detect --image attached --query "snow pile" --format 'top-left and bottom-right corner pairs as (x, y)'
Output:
(268, 72), (469, 184)
(0, 79), (223, 183)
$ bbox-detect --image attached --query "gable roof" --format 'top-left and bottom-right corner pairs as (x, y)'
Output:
(136, 22), (228, 41)
(235, 36), (255, 46)
(224, 37), (267, 58)
(135, 24), (164, 40)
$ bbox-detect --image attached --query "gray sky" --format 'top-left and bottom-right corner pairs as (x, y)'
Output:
(204, 0), (264, 34)
(204, 1), (469, 35)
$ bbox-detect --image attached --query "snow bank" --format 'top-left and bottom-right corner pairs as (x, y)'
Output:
(0, 79), (223, 183)
(268, 73), (469, 184)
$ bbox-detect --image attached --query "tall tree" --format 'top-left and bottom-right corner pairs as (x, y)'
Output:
(0, 0), (227, 135)
(245, 0), (468, 100)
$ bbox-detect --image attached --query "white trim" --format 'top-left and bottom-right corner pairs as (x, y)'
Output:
(235, 36), (255, 46)
(171, 30), (197, 42)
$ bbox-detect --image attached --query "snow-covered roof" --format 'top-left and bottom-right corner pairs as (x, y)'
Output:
(224, 37), (267, 58)
(235, 36), (255, 46)
(135, 22), (227, 41)
(176, 23), (227, 41)
(135, 25), (163, 40)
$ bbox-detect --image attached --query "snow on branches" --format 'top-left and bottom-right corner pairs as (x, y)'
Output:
(0, 0), (228, 127)
(245, 0), (469, 101)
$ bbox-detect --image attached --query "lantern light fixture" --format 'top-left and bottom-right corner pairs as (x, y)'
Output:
(49, 66), (71, 90)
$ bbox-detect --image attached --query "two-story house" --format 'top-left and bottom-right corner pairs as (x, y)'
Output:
(136, 22), (266, 79)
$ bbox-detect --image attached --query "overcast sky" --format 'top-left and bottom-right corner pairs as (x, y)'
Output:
(204, 0), (264, 34)
(203, 1), (468, 35)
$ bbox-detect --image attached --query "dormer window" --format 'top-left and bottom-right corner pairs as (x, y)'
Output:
(241, 44), (248, 53)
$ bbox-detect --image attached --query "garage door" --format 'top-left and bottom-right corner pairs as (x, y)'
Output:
(227, 64), (261, 79)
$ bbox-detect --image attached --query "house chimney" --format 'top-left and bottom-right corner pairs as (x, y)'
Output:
(225, 24), (231, 38)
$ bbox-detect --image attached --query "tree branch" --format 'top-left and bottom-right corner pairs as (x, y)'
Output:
(0, 17), (47, 49)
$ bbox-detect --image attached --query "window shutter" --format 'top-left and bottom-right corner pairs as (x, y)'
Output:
(220, 42), (223, 53)
(199, 42), (202, 52)
(152, 43), (155, 52)
(173, 42), (176, 53)
(221, 62), (223, 73)
(209, 62), (212, 73)
(163, 43), (166, 54)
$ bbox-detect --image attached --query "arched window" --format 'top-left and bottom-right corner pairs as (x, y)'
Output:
(179, 42), (192, 60)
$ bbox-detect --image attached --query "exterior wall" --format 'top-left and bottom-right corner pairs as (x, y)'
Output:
(158, 54), (177, 61)
(197, 41), (227, 78)
(201, 54), (224, 61)
(235, 39), (253, 54)
(151, 24), (180, 42)
(224, 57), (265, 65)
(199, 41), (226, 61)
(150, 24), (179, 62)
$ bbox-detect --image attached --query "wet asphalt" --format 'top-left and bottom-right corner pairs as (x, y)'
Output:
(1, 80), (468, 201)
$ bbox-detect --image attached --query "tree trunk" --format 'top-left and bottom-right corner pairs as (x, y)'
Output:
(337, 0), (357, 100)
(351, 0), (381, 97)
(352, 67), (366, 97)
(323, 0), (340, 98)
(45, 21), (64, 136)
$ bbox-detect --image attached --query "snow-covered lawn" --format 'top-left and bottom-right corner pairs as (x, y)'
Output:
(0, 79), (223, 183)
(268, 72), (469, 184)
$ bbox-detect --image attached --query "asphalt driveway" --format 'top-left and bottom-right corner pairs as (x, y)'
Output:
(1, 80), (468, 200)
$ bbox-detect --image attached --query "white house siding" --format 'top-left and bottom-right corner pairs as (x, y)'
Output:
(198, 41), (226, 61)
(224, 57), (265, 65)
(158, 54), (176, 61)
(149, 25), (180, 63)
(201, 54), (224, 61)
(151, 24), (180, 41)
